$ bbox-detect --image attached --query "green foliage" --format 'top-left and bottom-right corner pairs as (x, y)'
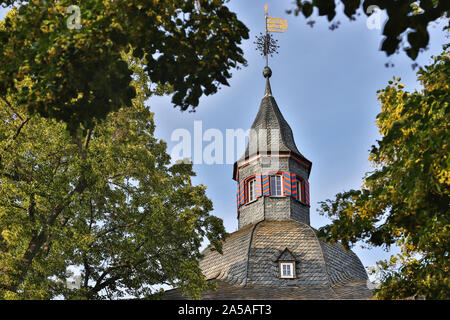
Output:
(0, 56), (227, 300)
(0, 0), (249, 133)
(317, 46), (450, 299)
(287, 1), (450, 60)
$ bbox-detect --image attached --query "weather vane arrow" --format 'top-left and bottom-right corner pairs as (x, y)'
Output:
(254, 4), (288, 68)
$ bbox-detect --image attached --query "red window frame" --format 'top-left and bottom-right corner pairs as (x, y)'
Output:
(248, 178), (256, 202)
(295, 176), (306, 204)
(244, 174), (256, 204)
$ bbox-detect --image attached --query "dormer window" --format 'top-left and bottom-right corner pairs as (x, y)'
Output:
(276, 248), (297, 279)
(270, 175), (282, 196)
(248, 178), (256, 202)
(280, 262), (295, 278)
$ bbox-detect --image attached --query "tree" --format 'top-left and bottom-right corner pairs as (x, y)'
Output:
(0, 54), (227, 300)
(317, 46), (449, 299)
(0, 1), (249, 132)
(287, 1), (449, 60)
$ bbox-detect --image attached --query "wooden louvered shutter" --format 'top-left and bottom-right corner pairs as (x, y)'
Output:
(236, 181), (241, 217)
(237, 181), (245, 207)
(282, 171), (292, 196)
(262, 172), (270, 196)
(291, 173), (297, 199)
(304, 180), (310, 205)
(244, 179), (248, 204)
(255, 173), (262, 198)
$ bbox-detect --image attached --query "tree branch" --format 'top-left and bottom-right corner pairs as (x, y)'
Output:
(28, 193), (36, 223)
(12, 117), (31, 141)
(0, 96), (24, 121)
(11, 176), (89, 292)
(89, 258), (148, 297)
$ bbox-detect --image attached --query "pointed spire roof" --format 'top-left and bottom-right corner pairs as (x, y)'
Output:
(238, 67), (304, 161)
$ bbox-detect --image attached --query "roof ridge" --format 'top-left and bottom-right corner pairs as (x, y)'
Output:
(244, 220), (264, 287)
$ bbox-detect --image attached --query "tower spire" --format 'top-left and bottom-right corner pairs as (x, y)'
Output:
(233, 5), (312, 230)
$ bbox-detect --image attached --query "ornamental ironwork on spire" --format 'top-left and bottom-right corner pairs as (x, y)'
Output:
(237, 70), (305, 162)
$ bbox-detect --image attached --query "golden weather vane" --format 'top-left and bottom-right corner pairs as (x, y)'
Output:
(255, 4), (288, 68)
(265, 4), (288, 33)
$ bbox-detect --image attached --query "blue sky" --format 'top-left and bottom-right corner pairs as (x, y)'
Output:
(1, 1), (448, 278)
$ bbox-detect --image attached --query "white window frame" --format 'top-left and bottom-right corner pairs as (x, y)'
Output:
(248, 178), (256, 202)
(279, 262), (295, 279)
(270, 174), (282, 196)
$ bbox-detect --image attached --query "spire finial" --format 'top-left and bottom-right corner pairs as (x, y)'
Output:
(254, 4), (288, 97)
(264, 77), (272, 97)
(263, 66), (272, 78)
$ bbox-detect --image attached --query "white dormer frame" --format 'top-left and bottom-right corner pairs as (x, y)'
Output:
(277, 248), (297, 279)
(279, 261), (295, 279)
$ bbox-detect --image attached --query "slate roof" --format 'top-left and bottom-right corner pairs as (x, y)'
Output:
(238, 76), (305, 162)
(276, 248), (297, 262)
(164, 220), (372, 300)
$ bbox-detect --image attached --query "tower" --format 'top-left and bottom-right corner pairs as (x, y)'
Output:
(166, 69), (372, 299)
(233, 66), (312, 229)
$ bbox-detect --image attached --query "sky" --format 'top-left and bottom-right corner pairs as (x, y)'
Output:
(0, 1), (448, 281)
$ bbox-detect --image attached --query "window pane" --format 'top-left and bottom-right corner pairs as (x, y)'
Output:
(249, 179), (255, 201)
(271, 175), (282, 196)
(276, 176), (281, 195)
(281, 263), (293, 277)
